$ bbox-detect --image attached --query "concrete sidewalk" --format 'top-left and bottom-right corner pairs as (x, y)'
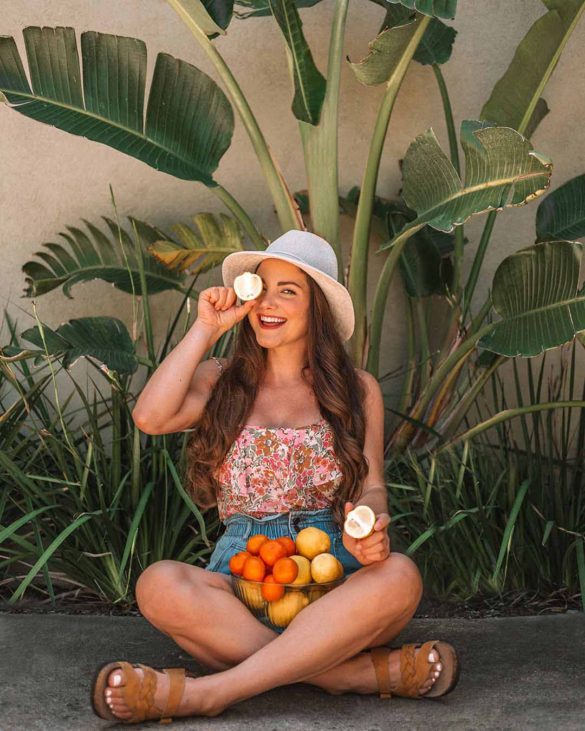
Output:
(1, 612), (583, 730)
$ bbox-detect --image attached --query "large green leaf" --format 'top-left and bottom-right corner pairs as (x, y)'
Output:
(380, 120), (552, 243)
(22, 216), (186, 299)
(267, 0), (326, 125)
(148, 212), (248, 272)
(380, 4), (457, 65)
(20, 317), (138, 374)
(386, 0), (457, 19)
(337, 187), (458, 297)
(234, 0), (322, 18)
(481, 0), (585, 136)
(536, 173), (585, 242)
(348, 11), (425, 86)
(479, 241), (585, 357)
(0, 28), (233, 184)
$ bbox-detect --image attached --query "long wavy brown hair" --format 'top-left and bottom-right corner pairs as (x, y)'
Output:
(184, 269), (369, 530)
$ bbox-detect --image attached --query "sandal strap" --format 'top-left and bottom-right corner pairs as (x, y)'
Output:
(396, 640), (439, 698)
(119, 662), (156, 723)
(370, 647), (393, 699)
(159, 668), (187, 724)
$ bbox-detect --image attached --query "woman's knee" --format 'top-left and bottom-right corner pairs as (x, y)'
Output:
(376, 552), (424, 613)
(134, 560), (197, 620)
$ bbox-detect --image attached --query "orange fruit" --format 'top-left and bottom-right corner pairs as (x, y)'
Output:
(246, 534), (269, 556)
(228, 550), (251, 576)
(259, 539), (288, 567)
(261, 574), (285, 602)
(242, 555), (266, 582)
(276, 536), (296, 556)
(272, 557), (300, 584)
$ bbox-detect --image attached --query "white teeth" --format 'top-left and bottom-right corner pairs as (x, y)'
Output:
(260, 317), (286, 323)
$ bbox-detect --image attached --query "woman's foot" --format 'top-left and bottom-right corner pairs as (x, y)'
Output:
(103, 665), (221, 721)
(322, 646), (442, 696)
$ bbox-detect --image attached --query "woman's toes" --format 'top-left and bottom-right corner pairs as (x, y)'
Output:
(108, 670), (124, 687)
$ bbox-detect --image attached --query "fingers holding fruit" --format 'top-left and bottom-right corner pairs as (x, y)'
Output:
(196, 285), (257, 335)
(343, 502), (391, 565)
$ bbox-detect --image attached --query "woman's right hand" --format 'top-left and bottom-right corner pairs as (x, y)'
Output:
(196, 286), (258, 336)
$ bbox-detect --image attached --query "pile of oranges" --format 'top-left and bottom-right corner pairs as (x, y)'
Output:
(228, 534), (299, 602)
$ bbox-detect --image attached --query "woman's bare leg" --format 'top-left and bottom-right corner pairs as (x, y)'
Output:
(103, 554), (444, 720)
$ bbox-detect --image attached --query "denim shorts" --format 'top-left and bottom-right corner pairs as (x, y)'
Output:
(205, 507), (362, 632)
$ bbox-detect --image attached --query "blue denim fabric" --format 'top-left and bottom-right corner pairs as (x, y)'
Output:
(205, 507), (363, 634)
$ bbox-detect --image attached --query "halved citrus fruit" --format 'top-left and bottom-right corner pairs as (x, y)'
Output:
(234, 272), (262, 300)
(344, 505), (376, 539)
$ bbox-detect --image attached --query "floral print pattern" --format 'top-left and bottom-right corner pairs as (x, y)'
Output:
(214, 419), (343, 521)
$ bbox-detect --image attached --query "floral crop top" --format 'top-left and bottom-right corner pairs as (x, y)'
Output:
(213, 419), (344, 521)
(208, 357), (343, 521)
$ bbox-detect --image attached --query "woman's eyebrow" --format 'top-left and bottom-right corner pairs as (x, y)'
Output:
(259, 277), (303, 288)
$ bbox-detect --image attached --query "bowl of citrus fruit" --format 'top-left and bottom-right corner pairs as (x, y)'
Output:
(229, 526), (345, 631)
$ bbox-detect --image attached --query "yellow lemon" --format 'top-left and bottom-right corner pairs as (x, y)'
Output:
(344, 505), (376, 539)
(310, 553), (344, 583)
(289, 555), (312, 585)
(295, 527), (331, 560)
(239, 580), (265, 610)
(267, 590), (310, 627)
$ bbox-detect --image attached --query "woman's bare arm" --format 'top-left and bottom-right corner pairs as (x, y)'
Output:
(132, 285), (257, 435)
(131, 322), (221, 434)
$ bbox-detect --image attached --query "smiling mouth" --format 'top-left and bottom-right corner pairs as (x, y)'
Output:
(258, 317), (287, 329)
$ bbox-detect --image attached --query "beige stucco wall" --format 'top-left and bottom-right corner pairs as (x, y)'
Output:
(1, 1), (584, 445)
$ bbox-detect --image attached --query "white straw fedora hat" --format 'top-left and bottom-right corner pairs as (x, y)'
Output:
(222, 230), (355, 342)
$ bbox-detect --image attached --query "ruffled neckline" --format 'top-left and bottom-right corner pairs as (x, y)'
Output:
(242, 418), (328, 432)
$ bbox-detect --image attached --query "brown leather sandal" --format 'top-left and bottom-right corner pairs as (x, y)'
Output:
(370, 640), (460, 699)
(90, 660), (197, 724)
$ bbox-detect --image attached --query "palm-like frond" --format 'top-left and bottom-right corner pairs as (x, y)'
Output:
(22, 216), (186, 298)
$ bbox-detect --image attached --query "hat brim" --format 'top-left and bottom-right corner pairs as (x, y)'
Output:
(222, 251), (355, 342)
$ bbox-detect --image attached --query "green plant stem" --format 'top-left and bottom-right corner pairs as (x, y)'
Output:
(414, 299), (431, 390)
(367, 223), (425, 376)
(349, 14), (431, 365)
(167, 0), (300, 232)
(397, 296), (418, 417)
(432, 64), (460, 175)
(432, 62), (465, 331)
(438, 400), (585, 453)
(212, 186), (265, 249)
(298, 0), (349, 264)
(462, 210), (497, 322)
(437, 354), (507, 442)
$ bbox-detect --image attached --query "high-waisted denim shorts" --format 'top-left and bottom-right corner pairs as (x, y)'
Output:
(205, 508), (363, 632)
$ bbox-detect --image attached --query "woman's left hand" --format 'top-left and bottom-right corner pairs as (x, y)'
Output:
(342, 501), (391, 565)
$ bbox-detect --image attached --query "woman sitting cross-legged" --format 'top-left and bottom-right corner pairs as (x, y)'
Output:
(91, 230), (460, 724)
